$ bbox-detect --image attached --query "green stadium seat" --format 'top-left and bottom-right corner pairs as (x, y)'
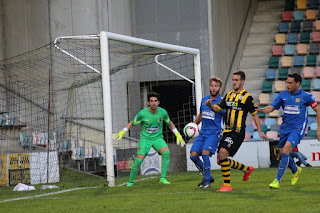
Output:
(306, 55), (317, 66)
(260, 124), (268, 134)
(262, 81), (273, 93)
(300, 32), (310, 43)
(278, 68), (289, 80)
(291, 21), (301, 33)
(269, 57), (279, 68)
(301, 79), (311, 91)
(307, 130), (317, 138)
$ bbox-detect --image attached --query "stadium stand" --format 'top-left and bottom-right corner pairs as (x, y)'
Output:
(266, 68), (276, 80)
(296, 43), (308, 55)
(297, 0), (307, 10)
(275, 33), (286, 44)
(309, 0), (319, 9)
(305, 10), (317, 20)
(313, 79), (320, 90)
(284, 44), (295, 55)
(278, 67), (289, 80)
(282, 11), (292, 21)
(288, 33), (298, 43)
(293, 10), (304, 20)
(300, 32), (310, 43)
(291, 21), (301, 32)
(303, 67), (314, 78)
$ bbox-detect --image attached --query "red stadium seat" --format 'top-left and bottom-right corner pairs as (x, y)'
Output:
(316, 66), (320, 78)
(272, 45), (283, 56)
(312, 32), (320, 42)
(282, 11), (292, 22)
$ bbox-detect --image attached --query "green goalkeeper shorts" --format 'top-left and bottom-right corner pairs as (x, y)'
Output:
(136, 138), (168, 156)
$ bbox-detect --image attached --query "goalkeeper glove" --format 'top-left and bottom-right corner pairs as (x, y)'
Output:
(112, 128), (127, 141)
(175, 132), (185, 147)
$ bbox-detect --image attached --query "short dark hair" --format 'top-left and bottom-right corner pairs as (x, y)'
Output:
(287, 73), (302, 84)
(147, 92), (160, 101)
(233, 70), (246, 81)
(209, 77), (223, 87)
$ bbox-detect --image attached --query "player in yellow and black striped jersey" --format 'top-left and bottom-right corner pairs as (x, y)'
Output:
(206, 70), (268, 192)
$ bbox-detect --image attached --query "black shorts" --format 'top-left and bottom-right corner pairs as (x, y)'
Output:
(218, 132), (245, 157)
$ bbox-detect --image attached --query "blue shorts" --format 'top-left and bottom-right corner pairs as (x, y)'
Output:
(278, 129), (304, 149)
(190, 131), (221, 156)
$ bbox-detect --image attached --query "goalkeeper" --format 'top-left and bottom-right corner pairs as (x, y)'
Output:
(113, 92), (184, 186)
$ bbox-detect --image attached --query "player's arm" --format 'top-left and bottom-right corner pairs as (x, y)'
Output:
(257, 105), (276, 113)
(311, 104), (320, 141)
(193, 113), (202, 125)
(205, 100), (222, 113)
(252, 113), (268, 141)
(112, 121), (134, 141)
(167, 121), (185, 147)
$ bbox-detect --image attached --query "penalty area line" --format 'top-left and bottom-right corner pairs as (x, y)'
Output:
(0, 186), (97, 203)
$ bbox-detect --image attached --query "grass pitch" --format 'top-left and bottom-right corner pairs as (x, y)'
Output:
(1, 167), (320, 213)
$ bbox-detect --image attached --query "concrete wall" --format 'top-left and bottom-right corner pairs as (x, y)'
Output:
(0, 0), (132, 59)
(210, 0), (251, 87)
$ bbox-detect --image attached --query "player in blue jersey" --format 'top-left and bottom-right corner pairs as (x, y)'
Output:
(257, 73), (320, 189)
(190, 77), (225, 188)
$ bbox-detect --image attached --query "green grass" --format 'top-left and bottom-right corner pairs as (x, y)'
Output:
(1, 167), (320, 213)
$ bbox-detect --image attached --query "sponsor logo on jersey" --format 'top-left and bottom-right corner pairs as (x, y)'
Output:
(202, 110), (215, 120)
(283, 105), (300, 114)
(146, 126), (160, 133)
(226, 101), (242, 110)
(224, 137), (234, 148)
(295, 98), (301, 103)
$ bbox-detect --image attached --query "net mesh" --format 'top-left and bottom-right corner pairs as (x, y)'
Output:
(0, 35), (197, 186)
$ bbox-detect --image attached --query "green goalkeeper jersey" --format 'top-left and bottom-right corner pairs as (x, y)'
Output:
(132, 107), (171, 139)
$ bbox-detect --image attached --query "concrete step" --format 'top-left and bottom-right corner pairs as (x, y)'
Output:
(243, 44), (272, 56)
(250, 22), (278, 34)
(253, 13), (281, 23)
(240, 56), (269, 68)
(256, 0), (284, 11)
(240, 67), (267, 79)
(246, 33), (276, 44)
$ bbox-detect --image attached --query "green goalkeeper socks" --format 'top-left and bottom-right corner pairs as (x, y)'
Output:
(161, 150), (170, 178)
(128, 158), (143, 183)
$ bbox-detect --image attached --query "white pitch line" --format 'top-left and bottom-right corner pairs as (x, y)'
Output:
(0, 186), (97, 203)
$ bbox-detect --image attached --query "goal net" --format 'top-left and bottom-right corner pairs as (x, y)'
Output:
(0, 32), (201, 187)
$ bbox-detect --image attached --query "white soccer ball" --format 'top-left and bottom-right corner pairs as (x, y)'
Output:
(183, 123), (199, 139)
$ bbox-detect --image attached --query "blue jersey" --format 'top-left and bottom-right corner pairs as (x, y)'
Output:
(271, 89), (316, 135)
(199, 95), (225, 134)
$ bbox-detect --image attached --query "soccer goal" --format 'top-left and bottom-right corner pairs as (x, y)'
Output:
(0, 32), (202, 187)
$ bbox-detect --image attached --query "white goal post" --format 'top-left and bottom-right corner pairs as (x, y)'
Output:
(54, 31), (202, 187)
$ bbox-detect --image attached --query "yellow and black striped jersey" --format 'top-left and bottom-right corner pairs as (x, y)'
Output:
(216, 89), (257, 134)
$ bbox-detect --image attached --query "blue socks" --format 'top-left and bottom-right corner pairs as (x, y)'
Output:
(276, 154), (297, 182)
(190, 155), (204, 175)
(202, 154), (211, 183)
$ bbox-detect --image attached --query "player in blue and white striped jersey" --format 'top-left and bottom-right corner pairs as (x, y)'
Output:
(190, 77), (225, 188)
(258, 73), (320, 189)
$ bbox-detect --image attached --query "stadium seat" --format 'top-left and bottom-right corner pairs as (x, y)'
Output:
(308, 106), (317, 116)
(307, 130), (317, 138)
(265, 118), (276, 129)
(270, 124), (280, 131)
(275, 33), (286, 44)
(277, 117), (283, 125)
(313, 79), (320, 90)
(267, 131), (279, 140)
(306, 55), (317, 66)
(310, 122), (318, 130)
(288, 33), (298, 44)
(311, 91), (320, 102)
(284, 44), (295, 55)
(309, 43), (319, 54)
(275, 80), (286, 92)
(272, 45), (283, 56)
(285, 0), (294, 11)
(246, 125), (255, 134)
(251, 118), (263, 130)
(297, 0), (307, 10)
(300, 32), (310, 43)
(293, 55), (304, 67)
(266, 68), (276, 80)
(312, 32), (320, 42)
(308, 116), (316, 123)
(303, 67), (314, 78)
(252, 131), (263, 141)
(260, 125), (268, 134)
(278, 22), (289, 33)
(290, 21), (301, 33)
(259, 93), (270, 105)
(315, 20), (320, 31)
(269, 56), (279, 68)
(262, 81), (273, 93)
(309, 0), (319, 9)
(302, 20), (313, 31)
(269, 109), (281, 117)
(291, 67), (302, 74)
(271, 93), (279, 102)
(296, 43), (307, 55)
(293, 10), (304, 20)
(282, 11), (292, 22)
(305, 10), (317, 20)
(278, 67), (289, 80)
(281, 56), (292, 67)
(244, 132), (251, 141)
(316, 66), (320, 77)
(258, 106), (266, 118)
(301, 79), (311, 91)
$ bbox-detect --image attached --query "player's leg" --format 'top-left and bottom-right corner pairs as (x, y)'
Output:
(190, 135), (205, 175)
(217, 146), (232, 191)
(286, 131), (303, 185)
(156, 139), (171, 184)
(127, 139), (151, 186)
